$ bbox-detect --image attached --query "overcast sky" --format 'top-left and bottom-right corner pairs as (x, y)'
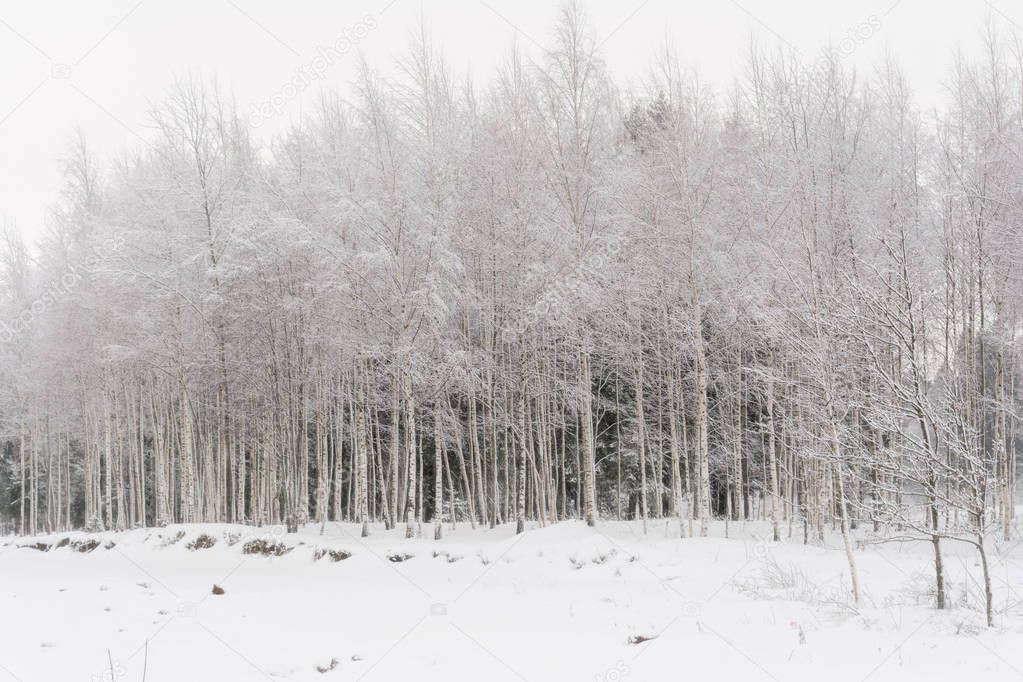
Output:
(1, 0), (1017, 244)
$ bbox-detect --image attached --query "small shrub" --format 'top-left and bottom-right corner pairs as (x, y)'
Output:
(159, 531), (186, 547)
(897, 571), (938, 607)
(21, 542), (50, 552)
(628, 634), (657, 645)
(954, 618), (982, 636)
(387, 552), (414, 563)
(740, 556), (858, 615)
(315, 657), (339, 674)
(186, 534), (217, 551)
(72, 539), (100, 553)
(313, 548), (352, 562)
(242, 539), (292, 557)
(432, 550), (462, 563)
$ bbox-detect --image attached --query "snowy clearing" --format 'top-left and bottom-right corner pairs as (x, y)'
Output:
(3, 520), (1023, 682)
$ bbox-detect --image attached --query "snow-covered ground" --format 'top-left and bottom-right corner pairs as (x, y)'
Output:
(2, 519), (1022, 681)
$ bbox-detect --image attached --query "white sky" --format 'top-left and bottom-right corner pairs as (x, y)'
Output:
(1, 0), (1019, 244)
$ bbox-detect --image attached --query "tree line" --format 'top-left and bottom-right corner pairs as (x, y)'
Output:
(0, 5), (1020, 624)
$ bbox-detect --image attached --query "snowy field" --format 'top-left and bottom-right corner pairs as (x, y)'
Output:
(2, 520), (1023, 682)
